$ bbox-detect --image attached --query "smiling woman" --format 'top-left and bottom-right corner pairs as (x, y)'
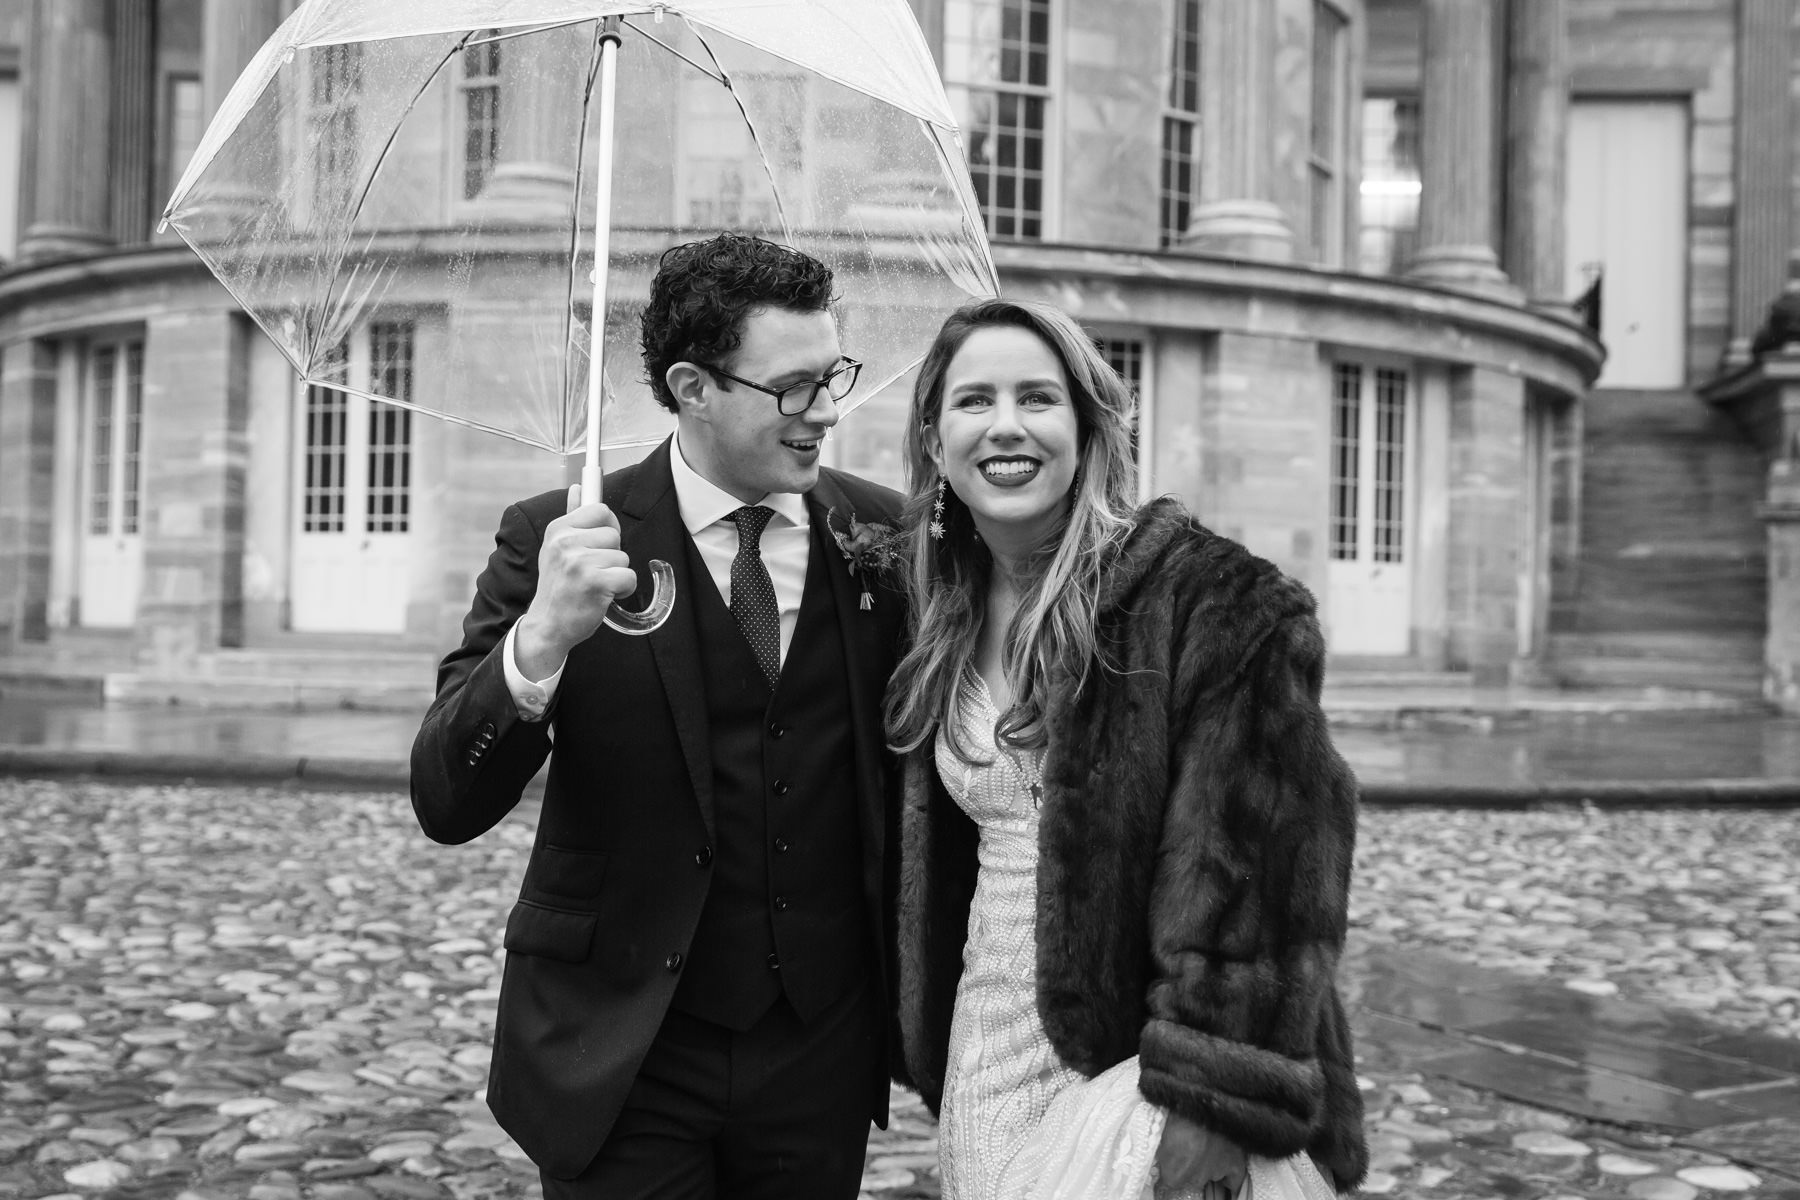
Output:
(884, 300), (1367, 1199)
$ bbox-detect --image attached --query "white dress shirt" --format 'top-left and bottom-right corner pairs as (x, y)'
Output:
(505, 432), (814, 720)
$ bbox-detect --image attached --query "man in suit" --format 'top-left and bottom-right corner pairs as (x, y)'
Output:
(410, 233), (907, 1199)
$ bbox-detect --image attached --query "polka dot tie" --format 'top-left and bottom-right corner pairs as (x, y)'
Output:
(729, 505), (781, 688)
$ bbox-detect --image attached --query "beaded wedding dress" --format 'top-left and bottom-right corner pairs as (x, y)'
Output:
(933, 667), (1339, 1200)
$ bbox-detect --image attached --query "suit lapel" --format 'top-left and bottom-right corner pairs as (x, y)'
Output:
(806, 476), (888, 869)
(617, 440), (716, 842)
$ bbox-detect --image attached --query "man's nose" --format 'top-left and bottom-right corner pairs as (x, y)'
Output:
(803, 387), (841, 427)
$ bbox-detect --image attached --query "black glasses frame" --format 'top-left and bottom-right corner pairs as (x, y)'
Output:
(699, 357), (863, 416)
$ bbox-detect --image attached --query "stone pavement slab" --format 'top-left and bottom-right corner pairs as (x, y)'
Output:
(1349, 943), (1800, 1181)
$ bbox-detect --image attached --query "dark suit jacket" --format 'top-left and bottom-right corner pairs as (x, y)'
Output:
(409, 438), (907, 1177)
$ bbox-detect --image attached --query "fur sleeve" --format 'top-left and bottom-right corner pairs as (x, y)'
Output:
(1135, 606), (1360, 1164)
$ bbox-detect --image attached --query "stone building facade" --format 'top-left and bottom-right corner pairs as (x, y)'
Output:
(0, 0), (1788, 705)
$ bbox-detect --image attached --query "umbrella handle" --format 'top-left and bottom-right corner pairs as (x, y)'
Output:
(603, 559), (676, 636)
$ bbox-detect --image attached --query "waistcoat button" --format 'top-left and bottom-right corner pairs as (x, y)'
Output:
(665, 952), (683, 973)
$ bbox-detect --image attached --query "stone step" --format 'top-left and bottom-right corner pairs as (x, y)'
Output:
(1548, 655), (1765, 697)
(101, 672), (433, 712)
(1548, 633), (1764, 663)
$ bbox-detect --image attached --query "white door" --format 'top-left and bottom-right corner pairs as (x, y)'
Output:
(1567, 100), (1688, 388)
(1326, 362), (1413, 656)
(291, 323), (415, 633)
(78, 340), (144, 628)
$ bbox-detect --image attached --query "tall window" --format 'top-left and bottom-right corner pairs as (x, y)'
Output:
(87, 341), (145, 538)
(1308, 1), (1347, 263)
(944, 0), (1052, 240)
(367, 323), (414, 534)
(462, 31), (502, 200)
(310, 43), (364, 216)
(1358, 97), (1421, 275)
(1095, 334), (1149, 497)
(1160, 0), (1201, 247)
(1330, 362), (1408, 564)
(303, 341), (351, 534)
(163, 74), (203, 208)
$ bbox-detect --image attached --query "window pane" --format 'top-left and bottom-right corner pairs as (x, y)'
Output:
(88, 347), (117, 536)
(1358, 96), (1422, 275)
(367, 323), (415, 534)
(1330, 362), (1362, 561)
(945, 0), (1050, 241)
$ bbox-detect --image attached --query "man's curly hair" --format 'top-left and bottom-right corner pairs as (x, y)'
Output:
(640, 233), (837, 413)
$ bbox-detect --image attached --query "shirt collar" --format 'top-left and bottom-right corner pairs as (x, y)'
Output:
(671, 429), (810, 535)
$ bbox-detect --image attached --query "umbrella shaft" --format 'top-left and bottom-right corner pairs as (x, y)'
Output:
(582, 19), (623, 505)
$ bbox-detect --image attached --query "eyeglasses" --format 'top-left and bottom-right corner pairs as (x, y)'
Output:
(699, 357), (862, 416)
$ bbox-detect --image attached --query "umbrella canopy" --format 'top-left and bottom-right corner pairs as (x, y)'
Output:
(162, 0), (999, 454)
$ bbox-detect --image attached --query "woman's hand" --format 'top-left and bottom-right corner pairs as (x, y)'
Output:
(1155, 1114), (1247, 1199)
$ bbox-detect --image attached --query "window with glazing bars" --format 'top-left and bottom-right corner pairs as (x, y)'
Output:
(303, 341), (351, 534)
(1329, 362), (1360, 560)
(88, 347), (116, 537)
(1372, 367), (1407, 563)
(945, 0), (1051, 240)
(367, 322), (414, 534)
(1097, 335), (1146, 466)
(311, 43), (363, 216)
(1160, 0), (1201, 247)
(462, 31), (502, 200)
(121, 344), (144, 535)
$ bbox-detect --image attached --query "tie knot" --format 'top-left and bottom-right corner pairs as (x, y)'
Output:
(731, 505), (775, 548)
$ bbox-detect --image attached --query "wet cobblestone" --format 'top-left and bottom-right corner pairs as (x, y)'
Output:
(0, 780), (1795, 1199)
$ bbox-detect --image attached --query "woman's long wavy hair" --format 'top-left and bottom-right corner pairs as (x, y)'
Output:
(883, 299), (1140, 760)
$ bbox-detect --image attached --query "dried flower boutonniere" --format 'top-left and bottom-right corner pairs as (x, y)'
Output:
(827, 507), (906, 610)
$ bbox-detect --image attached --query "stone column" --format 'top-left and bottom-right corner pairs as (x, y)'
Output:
(1503, 0), (1569, 308)
(111, 0), (156, 245)
(1726, 0), (1793, 366)
(1180, 2), (1293, 261)
(1767, 455), (1800, 713)
(18, 0), (113, 261)
(1445, 364), (1527, 681)
(191, 0), (283, 231)
(1406, 0), (1514, 296)
(0, 341), (59, 647)
(478, 25), (587, 223)
(135, 311), (251, 669)
(203, 0), (284, 121)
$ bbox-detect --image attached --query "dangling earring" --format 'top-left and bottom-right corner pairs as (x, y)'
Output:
(930, 476), (948, 540)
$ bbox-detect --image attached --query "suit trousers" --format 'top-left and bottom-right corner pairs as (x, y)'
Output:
(541, 977), (879, 1200)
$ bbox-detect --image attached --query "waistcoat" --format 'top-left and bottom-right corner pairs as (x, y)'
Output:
(670, 522), (869, 1029)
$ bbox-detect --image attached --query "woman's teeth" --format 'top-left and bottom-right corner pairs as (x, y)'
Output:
(981, 459), (1039, 481)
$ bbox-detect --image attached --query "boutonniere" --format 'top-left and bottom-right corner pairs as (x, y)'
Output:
(827, 507), (906, 610)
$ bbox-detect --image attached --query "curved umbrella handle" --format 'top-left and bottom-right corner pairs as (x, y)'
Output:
(603, 558), (676, 636)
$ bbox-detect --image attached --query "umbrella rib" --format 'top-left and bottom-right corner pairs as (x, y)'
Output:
(561, 21), (608, 451)
(311, 36), (466, 353)
(619, 16), (725, 83)
(687, 23), (793, 244)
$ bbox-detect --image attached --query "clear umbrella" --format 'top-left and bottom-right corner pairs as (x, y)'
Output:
(162, 0), (998, 632)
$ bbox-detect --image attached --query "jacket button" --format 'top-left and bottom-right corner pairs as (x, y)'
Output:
(772, 779), (791, 796)
(465, 754), (480, 767)
(773, 837), (790, 854)
(768, 722), (787, 739)
(695, 846), (713, 867)
(766, 952), (780, 970)
(480, 721), (496, 739)
(774, 895), (788, 912)
(665, 952), (683, 973)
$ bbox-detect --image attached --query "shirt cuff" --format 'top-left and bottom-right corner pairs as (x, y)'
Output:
(503, 622), (564, 722)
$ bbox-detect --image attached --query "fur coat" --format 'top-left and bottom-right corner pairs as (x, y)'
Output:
(895, 499), (1369, 1192)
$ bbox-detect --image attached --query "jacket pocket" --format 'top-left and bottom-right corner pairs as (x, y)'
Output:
(503, 899), (599, 963)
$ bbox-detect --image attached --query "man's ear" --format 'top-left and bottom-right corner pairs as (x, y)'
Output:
(666, 362), (711, 418)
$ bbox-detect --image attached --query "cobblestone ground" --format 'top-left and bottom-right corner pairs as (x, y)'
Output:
(0, 780), (1795, 1200)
